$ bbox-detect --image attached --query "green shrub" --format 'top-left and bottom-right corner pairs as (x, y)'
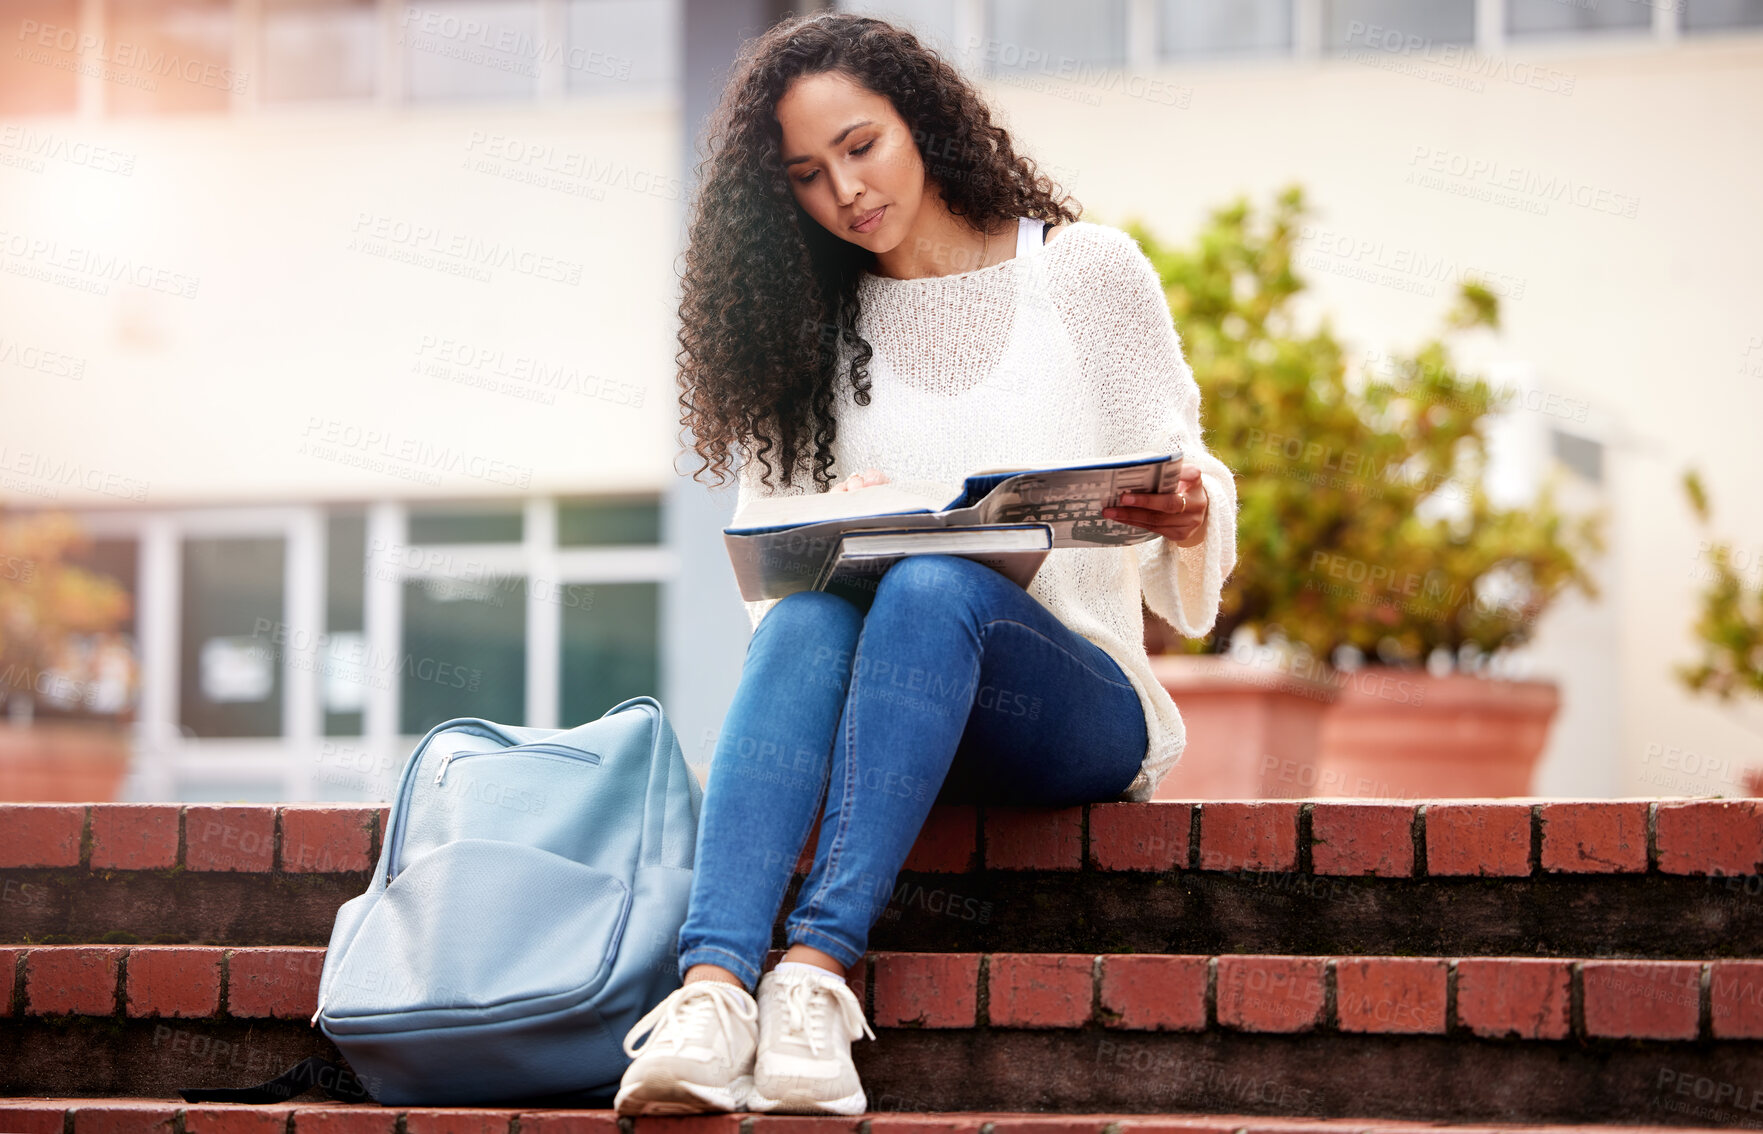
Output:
(1128, 185), (1603, 667)
(1678, 470), (1763, 701)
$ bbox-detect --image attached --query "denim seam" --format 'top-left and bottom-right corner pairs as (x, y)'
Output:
(791, 627), (867, 938)
(787, 924), (864, 968)
(976, 616), (1137, 692)
(783, 738), (835, 940)
(778, 596), (859, 951)
(678, 943), (760, 988)
(971, 615), (1141, 798)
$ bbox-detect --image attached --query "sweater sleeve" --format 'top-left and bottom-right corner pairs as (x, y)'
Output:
(1071, 227), (1238, 640)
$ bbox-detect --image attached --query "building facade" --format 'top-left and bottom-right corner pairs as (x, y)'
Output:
(2, 0), (1759, 800)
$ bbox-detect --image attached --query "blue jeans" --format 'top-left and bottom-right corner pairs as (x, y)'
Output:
(677, 553), (1148, 991)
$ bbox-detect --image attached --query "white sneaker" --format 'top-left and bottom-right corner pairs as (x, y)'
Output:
(746, 965), (878, 1114)
(614, 979), (759, 1115)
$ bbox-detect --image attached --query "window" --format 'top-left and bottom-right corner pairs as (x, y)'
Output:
(1685, 0), (1763, 31)
(403, 0), (541, 102)
(407, 501), (523, 544)
(833, 0), (966, 59)
(983, 0), (1129, 76)
(104, 0), (239, 116)
(400, 573), (525, 733)
(564, 0), (679, 96)
(3, 0), (82, 115)
(1550, 428), (1603, 485)
(1324, 0), (1476, 50)
(180, 536), (285, 738)
(324, 509), (367, 736)
(390, 496), (663, 733)
(561, 581), (659, 726)
(557, 496), (661, 546)
(263, 0), (379, 103)
(1506, 0), (1649, 39)
(1158, 0), (1294, 60)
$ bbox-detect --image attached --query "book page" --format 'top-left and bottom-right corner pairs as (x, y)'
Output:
(727, 481), (948, 532)
(836, 524), (1052, 557)
(968, 448), (1175, 476)
(945, 453), (1182, 547)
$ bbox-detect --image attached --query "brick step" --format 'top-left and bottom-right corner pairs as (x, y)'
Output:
(3, 1103), (1757, 1134)
(5, 802), (1762, 957)
(4, 946), (1763, 1122)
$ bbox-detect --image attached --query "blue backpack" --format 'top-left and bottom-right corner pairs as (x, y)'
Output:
(181, 695), (702, 1107)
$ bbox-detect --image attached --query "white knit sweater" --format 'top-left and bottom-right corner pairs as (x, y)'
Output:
(731, 218), (1238, 802)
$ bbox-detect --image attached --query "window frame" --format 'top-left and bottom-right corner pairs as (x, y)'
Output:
(37, 495), (673, 799)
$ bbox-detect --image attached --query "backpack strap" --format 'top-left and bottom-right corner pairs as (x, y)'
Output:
(179, 1055), (375, 1104)
(177, 1054), (620, 1107)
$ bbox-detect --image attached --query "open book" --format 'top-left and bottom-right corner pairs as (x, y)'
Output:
(725, 449), (1182, 602)
(814, 523), (1055, 608)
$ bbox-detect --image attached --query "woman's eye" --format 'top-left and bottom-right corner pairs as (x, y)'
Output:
(794, 141), (876, 185)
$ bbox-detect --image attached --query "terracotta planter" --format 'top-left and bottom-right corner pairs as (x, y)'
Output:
(1150, 654), (1338, 800)
(0, 721), (134, 802)
(1315, 667), (1560, 799)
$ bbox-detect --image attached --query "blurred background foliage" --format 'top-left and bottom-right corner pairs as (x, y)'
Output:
(1680, 470), (1763, 703)
(0, 510), (133, 721)
(1129, 185), (1604, 669)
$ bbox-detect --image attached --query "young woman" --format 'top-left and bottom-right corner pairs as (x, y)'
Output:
(615, 10), (1236, 1117)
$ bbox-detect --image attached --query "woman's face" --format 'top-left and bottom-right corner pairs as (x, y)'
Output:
(775, 70), (925, 251)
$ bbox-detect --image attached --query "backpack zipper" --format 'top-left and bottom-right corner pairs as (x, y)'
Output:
(380, 719), (611, 882)
(433, 742), (600, 786)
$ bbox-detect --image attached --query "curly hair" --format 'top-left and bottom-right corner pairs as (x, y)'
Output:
(674, 10), (1082, 495)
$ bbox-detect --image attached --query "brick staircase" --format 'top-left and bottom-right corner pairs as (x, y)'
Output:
(3, 798), (1763, 1131)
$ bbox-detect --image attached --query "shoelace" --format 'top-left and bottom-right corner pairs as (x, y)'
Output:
(623, 981), (757, 1059)
(776, 974), (877, 1057)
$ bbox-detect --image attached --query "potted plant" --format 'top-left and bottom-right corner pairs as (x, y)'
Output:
(0, 509), (136, 801)
(1677, 470), (1763, 780)
(1131, 186), (1603, 799)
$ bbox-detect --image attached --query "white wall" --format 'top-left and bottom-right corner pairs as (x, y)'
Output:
(5, 19), (1760, 798)
(979, 29), (1763, 795)
(1, 95), (683, 505)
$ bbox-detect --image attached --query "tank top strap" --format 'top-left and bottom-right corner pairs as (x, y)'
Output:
(1015, 215), (1043, 260)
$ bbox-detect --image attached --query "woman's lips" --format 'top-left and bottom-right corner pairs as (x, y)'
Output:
(852, 205), (886, 233)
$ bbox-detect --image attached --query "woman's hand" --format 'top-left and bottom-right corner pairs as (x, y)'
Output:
(1102, 462), (1209, 548)
(833, 468), (889, 492)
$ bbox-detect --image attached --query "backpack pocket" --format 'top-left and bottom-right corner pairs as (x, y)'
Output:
(320, 837), (631, 1035)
